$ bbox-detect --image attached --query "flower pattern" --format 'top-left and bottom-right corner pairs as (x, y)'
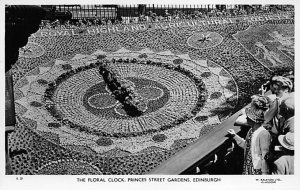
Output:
(233, 24), (294, 68)
(13, 18), (268, 174)
(14, 48), (237, 157)
(187, 32), (223, 49)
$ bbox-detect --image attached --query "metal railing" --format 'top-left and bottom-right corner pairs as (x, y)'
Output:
(56, 5), (117, 19)
(47, 4), (294, 20)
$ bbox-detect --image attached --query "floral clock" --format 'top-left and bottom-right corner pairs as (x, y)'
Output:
(13, 47), (238, 174)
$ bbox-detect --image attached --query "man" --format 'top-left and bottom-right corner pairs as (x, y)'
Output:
(272, 132), (294, 175)
(263, 93), (294, 172)
(264, 76), (293, 137)
(278, 94), (294, 134)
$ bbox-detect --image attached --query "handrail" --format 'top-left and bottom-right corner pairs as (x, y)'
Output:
(147, 107), (246, 174)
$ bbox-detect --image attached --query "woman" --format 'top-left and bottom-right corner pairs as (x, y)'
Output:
(228, 95), (272, 175)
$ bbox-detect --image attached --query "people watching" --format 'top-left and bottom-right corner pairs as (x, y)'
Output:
(263, 76), (293, 138)
(259, 74), (294, 175)
(38, 5), (294, 30)
(228, 95), (271, 175)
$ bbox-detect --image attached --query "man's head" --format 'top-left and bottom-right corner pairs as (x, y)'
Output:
(278, 132), (294, 151)
(270, 76), (293, 97)
(279, 94), (294, 119)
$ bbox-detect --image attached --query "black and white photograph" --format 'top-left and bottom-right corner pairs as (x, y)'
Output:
(1, 0), (299, 189)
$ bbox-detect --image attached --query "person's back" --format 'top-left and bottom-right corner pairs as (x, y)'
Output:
(272, 132), (294, 175)
(273, 155), (294, 175)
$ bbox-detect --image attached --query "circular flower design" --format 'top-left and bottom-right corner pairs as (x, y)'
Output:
(19, 42), (45, 58)
(14, 48), (238, 174)
(52, 63), (200, 137)
(187, 32), (223, 49)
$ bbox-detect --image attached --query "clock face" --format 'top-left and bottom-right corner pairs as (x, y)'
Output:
(14, 47), (238, 174)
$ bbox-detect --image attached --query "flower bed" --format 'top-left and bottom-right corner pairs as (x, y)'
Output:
(10, 14), (292, 175)
(43, 57), (206, 138)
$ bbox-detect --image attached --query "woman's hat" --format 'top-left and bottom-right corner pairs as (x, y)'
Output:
(245, 95), (269, 123)
(278, 132), (294, 150)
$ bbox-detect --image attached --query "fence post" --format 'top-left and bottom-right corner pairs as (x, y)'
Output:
(74, 6), (76, 20)
(130, 4), (131, 18)
(70, 5), (72, 20)
(83, 5), (85, 20)
(134, 4), (136, 17)
(104, 5), (106, 20)
(89, 5), (91, 20)
(88, 5), (90, 20)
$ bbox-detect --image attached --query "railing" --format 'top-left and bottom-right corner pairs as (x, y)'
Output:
(43, 4), (294, 20)
(56, 5), (117, 19)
